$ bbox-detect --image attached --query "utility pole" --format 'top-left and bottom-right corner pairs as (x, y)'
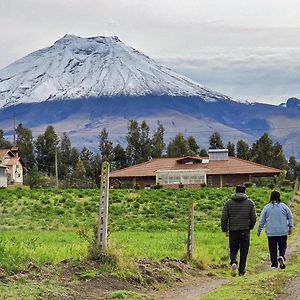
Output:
(97, 161), (110, 248)
(55, 149), (58, 188)
(13, 113), (16, 146)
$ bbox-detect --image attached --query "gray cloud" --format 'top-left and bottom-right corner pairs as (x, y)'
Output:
(159, 47), (300, 104)
(0, 0), (300, 104)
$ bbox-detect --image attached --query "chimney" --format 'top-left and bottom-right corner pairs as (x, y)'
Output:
(208, 149), (228, 161)
(11, 146), (19, 157)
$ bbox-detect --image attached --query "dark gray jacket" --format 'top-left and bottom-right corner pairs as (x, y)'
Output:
(221, 193), (257, 232)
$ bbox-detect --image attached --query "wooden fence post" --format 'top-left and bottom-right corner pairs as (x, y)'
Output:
(187, 201), (194, 260)
(97, 161), (110, 248)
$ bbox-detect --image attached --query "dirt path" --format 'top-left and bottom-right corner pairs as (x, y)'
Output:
(149, 276), (227, 300)
(152, 220), (300, 300)
(276, 231), (300, 300)
(66, 230), (300, 300)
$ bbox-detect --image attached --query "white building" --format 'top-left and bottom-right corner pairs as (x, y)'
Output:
(0, 164), (7, 187)
(0, 147), (25, 186)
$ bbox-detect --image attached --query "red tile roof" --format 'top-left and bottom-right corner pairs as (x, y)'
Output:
(110, 156), (281, 178)
(0, 149), (11, 160)
(6, 157), (21, 166)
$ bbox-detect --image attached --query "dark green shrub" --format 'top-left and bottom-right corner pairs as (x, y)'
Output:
(133, 184), (140, 190)
(269, 183), (275, 189)
(153, 184), (162, 189)
(244, 182), (252, 188)
(282, 180), (293, 187)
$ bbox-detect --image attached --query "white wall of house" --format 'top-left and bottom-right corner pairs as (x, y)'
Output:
(156, 169), (208, 185)
(208, 149), (229, 161)
(0, 167), (7, 187)
(10, 161), (23, 184)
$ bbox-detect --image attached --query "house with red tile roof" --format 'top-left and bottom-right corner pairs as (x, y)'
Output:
(110, 149), (281, 188)
(0, 147), (25, 186)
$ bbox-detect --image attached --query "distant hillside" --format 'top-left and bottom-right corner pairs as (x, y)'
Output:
(0, 35), (299, 158)
(1, 96), (300, 158)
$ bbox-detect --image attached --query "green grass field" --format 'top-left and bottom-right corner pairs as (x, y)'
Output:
(0, 186), (296, 299)
(0, 187), (292, 271)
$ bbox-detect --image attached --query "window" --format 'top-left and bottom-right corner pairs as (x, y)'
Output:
(156, 170), (207, 185)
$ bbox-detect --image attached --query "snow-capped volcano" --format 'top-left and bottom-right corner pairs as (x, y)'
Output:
(0, 34), (232, 108)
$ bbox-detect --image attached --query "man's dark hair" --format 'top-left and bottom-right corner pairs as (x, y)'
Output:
(236, 185), (246, 193)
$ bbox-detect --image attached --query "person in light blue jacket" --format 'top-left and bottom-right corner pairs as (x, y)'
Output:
(257, 190), (293, 270)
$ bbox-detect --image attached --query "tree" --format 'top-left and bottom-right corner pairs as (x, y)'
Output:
(25, 165), (43, 188)
(34, 126), (58, 176)
(139, 121), (151, 162)
(0, 129), (12, 149)
(57, 132), (72, 179)
(187, 136), (199, 155)
(35, 134), (47, 173)
(99, 128), (113, 163)
(80, 147), (94, 178)
(112, 144), (127, 169)
(272, 142), (288, 170)
(16, 124), (35, 170)
(199, 148), (208, 156)
(236, 140), (251, 160)
(167, 133), (190, 157)
(209, 132), (224, 149)
(73, 159), (86, 179)
(151, 123), (165, 158)
(70, 147), (79, 172)
(227, 141), (236, 157)
(287, 156), (300, 180)
(92, 153), (102, 187)
(126, 120), (141, 165)
(251, 133), (273, 166)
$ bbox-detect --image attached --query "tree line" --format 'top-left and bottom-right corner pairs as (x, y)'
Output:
(0, 120), (299, 186)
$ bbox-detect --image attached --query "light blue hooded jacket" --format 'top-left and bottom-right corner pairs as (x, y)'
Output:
(257, 202), (293, 237)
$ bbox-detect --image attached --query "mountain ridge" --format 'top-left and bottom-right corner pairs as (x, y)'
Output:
(0, 34), (232, 108)
(0, 35), (300, 158)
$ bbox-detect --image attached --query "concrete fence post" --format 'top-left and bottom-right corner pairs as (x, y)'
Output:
(97, 161), (110, 248)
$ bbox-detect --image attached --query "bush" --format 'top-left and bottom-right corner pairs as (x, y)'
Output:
(178, 183), (184, 189)
(112, 181), (122, 189)
(281, 180), (293, 188)
(133, 184), (140, 190)
(153, 183), (162, 189)
(244, 182), (253, 188)
(269, 183), (275, 189)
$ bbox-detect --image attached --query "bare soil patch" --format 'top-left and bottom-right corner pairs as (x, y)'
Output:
(54, 258), (225, 300)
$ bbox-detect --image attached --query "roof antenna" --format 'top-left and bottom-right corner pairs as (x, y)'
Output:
(13, 112), (16, 146)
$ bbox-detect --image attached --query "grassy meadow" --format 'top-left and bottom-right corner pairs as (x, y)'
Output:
(0, 186), (294, 275)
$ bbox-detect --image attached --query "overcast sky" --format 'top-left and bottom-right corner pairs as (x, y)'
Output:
(1, 0), (300, 104)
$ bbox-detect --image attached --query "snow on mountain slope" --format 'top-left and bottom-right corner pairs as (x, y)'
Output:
(0, 34), (232, 108)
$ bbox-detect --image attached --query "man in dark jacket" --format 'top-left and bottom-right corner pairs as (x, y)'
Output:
(221, 185), (257, 276)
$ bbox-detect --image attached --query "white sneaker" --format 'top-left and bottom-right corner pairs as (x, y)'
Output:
(278, 256), (286, 269)
(271, 266), (278, 271)
(230, 263), (237, 277)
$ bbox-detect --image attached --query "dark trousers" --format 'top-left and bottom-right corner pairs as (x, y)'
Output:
(229, 230), (250, 274)
(267, 235), (287, 267)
